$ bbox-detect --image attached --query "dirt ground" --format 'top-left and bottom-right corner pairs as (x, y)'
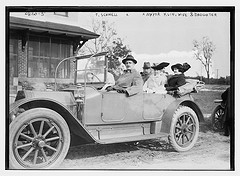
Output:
(58, 117), (232, 170)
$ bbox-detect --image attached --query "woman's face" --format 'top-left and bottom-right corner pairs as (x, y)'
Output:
(160, 68), (165, 73)
(173, 67), (181, 74)
(154, 68), (164, 75)
(154, 69), (160, 76)
(154, 70), (160, 76)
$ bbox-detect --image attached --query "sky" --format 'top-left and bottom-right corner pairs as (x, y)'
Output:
(1, 2), (239, 176)
(78, 11), (231, 78)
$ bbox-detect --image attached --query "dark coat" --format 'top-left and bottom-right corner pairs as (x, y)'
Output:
(165, 73), (186, 91)
(114, 69), (143, 96)
(221, 87), (231, 136)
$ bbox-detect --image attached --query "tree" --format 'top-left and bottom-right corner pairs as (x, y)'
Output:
(193, 36), (216, 83)
(79, 18), (117, 54)
(78, 18), (131, 74)
(107, 38), (131, 79)
(107, 38), (131, 68)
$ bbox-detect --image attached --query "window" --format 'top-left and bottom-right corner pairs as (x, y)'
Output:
(9, 34), (18, 84)
(50, 39), (70, 78)
(54, 12), (68, 17)
(28, 35), (71, 78)
(28, 36), (50, 78)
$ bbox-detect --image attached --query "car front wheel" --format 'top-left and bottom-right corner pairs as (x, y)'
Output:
(168, 106), (199, 152)
(9, 108), (70, 169)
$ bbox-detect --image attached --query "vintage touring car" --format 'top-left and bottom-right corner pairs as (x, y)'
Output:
(9, 52), (205, 169)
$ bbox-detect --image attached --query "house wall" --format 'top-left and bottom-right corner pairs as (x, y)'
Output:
(18, 38), (27, 78)
(9, 12), (79, 99)
(15, 37), (75, 83)
(9, 32), (75, 79)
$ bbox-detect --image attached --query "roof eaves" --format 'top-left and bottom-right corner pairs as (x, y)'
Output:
(9, 16), (100, 39)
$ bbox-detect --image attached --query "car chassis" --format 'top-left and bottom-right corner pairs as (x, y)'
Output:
(8, 52), (204, 169)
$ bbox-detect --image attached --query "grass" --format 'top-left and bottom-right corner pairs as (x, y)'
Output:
(192, 84), (229, 115)
(192, 91), (222, 114)
(204, 84), (229, 91)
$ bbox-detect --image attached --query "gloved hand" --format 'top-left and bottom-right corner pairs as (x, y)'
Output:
(116, 88), (127, 94)
(106, 86), (114, 91)
(173, 90), (181, 98)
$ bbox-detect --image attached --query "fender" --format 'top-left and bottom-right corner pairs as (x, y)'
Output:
(9, 97), (96, 144)
(160, 99), (204, 134)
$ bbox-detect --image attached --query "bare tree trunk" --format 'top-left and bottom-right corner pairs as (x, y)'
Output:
(207, 73), (210, 84)
(206, 62), (210, 84)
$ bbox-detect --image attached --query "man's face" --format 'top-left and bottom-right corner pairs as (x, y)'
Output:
(124, 60), (135, 70)
(143, 68), (151, 74)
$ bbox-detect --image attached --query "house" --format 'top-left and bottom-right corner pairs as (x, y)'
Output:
(8, 12), (99, 103)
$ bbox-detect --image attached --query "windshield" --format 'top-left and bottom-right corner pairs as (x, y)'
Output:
(76, 55), (107, 84)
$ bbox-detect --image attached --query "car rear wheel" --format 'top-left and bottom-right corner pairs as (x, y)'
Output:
(168, 106), (199, 152)
(211, 105), (225, 132)
(9, 108), (70, 169)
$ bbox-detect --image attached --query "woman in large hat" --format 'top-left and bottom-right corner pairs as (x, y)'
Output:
(165, 62), (191, 91)
(143, 62), (169, 94)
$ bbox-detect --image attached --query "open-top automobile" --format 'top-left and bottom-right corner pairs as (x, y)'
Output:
(9, 52), (205, 169)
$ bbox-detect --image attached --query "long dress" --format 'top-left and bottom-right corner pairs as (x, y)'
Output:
(143, 73), (167, 94)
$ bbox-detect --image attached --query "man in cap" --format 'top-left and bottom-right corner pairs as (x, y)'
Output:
(140, 62), (152, 83)
(143, 62), (169, 94)
(106, 55), (143, 96)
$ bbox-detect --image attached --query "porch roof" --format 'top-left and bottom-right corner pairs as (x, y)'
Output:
(9, 16), (99, 40)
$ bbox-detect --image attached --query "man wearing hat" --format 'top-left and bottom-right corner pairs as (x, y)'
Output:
(165, 63), (191, 91)
(106, 55), (143, 96)
(140, 62), (152, 83)
(143, 62), (169, 94)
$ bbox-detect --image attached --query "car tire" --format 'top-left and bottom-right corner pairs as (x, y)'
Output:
(211, 105), (225, 132)
(9, 108), (70, 169)
(168, 105), (199, 152)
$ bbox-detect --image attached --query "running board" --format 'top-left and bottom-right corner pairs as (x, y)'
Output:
(96, 132), (168, 144)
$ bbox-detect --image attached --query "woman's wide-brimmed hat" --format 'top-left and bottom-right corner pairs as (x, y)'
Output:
(171, 62), (191, 73)
(122, 55), (137, 64)
(151, 62), (169, 70)
(171, 63), (184, 72)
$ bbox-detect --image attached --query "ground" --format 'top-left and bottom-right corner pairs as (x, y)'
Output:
(58, 118), (231, 170)
(58, 85), (232, 170)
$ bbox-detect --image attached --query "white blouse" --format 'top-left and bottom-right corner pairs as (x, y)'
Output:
(143, 73), (167, 94)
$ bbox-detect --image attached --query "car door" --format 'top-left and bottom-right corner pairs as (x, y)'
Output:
(143, 93), (166, 120)
(101, 92), (144, 123)
(101, 92), (126, 122)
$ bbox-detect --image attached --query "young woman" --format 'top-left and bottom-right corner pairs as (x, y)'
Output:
(143, 62), (169, 94)
(165, 63), (191, 91)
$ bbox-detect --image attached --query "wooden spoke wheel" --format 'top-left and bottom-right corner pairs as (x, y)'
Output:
(169, 106), (199, 152)
(9, 108), (70, 169)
